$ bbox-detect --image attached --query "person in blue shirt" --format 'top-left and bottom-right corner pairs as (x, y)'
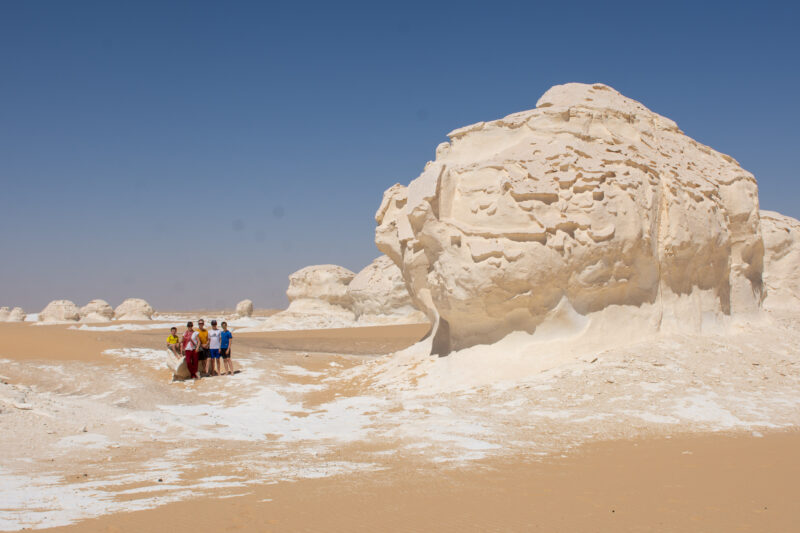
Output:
(220, 321), (234, 376)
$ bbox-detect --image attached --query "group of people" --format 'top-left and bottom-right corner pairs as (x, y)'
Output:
(167, 319), (233, 379)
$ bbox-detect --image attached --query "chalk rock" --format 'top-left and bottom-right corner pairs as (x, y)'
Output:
(286, 265), (355, 307)
(39, 300), (81, 322)
(80, 299), (114, 322)
(114, 298), (154, 320)
(8, 307), (26, 322)
(760, 210), (800, 311)
(249, 265), (357, 330)
(0, 308), (8, 321)
(236, 299), (254, 317)
(347, 255), (427, 324)
(376, 83), (764, 354)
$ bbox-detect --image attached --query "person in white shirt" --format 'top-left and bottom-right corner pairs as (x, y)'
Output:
(207, 320), (223, 376)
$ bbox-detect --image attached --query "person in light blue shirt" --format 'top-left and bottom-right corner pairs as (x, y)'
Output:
(220, 321), (234, 376)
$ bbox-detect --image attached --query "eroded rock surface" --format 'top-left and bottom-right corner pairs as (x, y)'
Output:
(80, 299), (114, 322)
(257, 265), (357, 330)
(236, 299), (254, 317)
(114, 298), (154, 320)
(376, 83), (764, 353)
(39, 300), (80, 322)
(348, 256), (427, 324)
(761, 210), (800, 311)
(8, 307), (25, 322)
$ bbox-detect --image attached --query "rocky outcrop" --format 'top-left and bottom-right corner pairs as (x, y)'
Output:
(286, 265), (355, 309)
(264, 265), (357, 328)
(79, 299), (114, 322)
(7, 307), (26, 322)
(236, 299), (254, 317)
(243, 262), (427, 331)
(39, 300), (81, 322)
(114, 298), (154, 320)
(348, 256), (427, 324)
(760, 210), (800, 311)
(376, 83), (764, 354)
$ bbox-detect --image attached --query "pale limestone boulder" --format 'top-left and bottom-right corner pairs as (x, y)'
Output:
(0, 307), (9, 321)
(79, 299), (115, 322)
(760, 210), (800, 311)
(39, 300), (80, 322)
(347, 255), (427, 324)
(250, 265), (357, 331)
(114, 298), (154, 320)
(376, 83), (764, 354)
(8, 307), (26, 322)
(286, 264), (355, 307)
(236, 299), (254, 317)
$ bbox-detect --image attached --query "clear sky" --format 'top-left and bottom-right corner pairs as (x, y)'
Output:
(1, 1), (798, 311)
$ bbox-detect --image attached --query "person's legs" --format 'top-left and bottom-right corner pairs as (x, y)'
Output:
(197, 349), (208, 376)
(185, 350), (198, 379)
(224, 351), (233, 375)
(209, 349), (220, 375)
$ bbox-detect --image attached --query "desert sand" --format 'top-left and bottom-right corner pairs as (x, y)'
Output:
(1, 314), (799, 531)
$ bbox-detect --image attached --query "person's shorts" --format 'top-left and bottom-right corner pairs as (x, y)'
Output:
(197, 348), (208, 361)
(221, 348), (231, 359)
(209, 349), (220, 359)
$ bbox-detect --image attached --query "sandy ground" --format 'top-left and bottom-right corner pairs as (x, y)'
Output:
(42, 431), (800, 532)
(1, 313), (799, 531)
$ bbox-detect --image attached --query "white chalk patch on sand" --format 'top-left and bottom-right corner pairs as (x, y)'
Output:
(73, 323), (178, 332)
(280, 365), (324, 377)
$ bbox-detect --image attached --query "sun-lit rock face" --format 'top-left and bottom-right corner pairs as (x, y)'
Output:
(347, 255), (427, 324)
(39, 300), (81, 322)
(286, 265), (355, 309)
(255, 265), (357, 330)
(79, 299), (114, 322)
(760, 210), (800, 311)
(376, 83), (764, 354)
(114, 298), (154, 320)
(236, 299), (254, 317)
(7, 307), (25, 322)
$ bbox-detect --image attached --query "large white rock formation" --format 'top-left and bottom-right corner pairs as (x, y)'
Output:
(263, 265), (357, 329)
(760, 210), (800, 311)
(348, 255), (427, 324)
(114, 298), (154, 320)
(39, 300), (81, 322)
(7, 307), (26, 322)
(79, 299), (115, 322)
(376, 83), (765, 354)
(236, 299), (254, 317)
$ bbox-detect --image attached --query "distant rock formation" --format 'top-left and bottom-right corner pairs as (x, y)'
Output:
(39, 300), (81, 322)
(0, 308), (8, 322)
(236, 299), (254, 317)
(269, 265), (357, 328)
(348, 256), (427, 324)
(244, 261), (427, 331)
(376, 83), (764, 354)
(80, 299), (114, 322)
(114, 298), (154, 320)
(7, 307), (26, 322)
(761, 210), (800, 311)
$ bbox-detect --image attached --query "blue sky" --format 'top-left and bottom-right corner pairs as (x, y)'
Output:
(1, 1), (798, 311)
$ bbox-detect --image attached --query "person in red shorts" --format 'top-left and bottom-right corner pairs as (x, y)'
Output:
(181, 321), (201, 380)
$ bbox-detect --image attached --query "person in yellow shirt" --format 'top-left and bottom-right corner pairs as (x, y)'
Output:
(166, 327), (181, 358)
(196, 319), (211, 375)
